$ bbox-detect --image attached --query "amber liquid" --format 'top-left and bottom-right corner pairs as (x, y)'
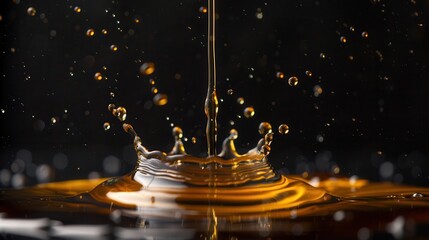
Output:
(1, 1), (429, 239)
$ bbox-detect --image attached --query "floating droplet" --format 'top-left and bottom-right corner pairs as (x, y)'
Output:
(116, 107), (127, 121)
(320, 53), (326, 59)
(340, 36), (347, 43)
(199, 6), (208, 13)
(191, 137), (197, 144)
(50, 117), (57, 124)
(108, 104), (116, 113)
(101, 29), (108, 35)
(110, 45), (118, 51)
(140, 62), (155, 75)
(151, 87), (158, 94)
(153, 93), (168, 106)
(227, 89), (234, 95)
(94, 72), (103, 81)
(237, 97), (244, 105)
(103, 122), (111, 131)
(362, 31), (369, 38)
(86, 29), (95, 37)
(74, 6), (81, 13)
(27, 7), (36, 17)
(313, 85), (323, 97)
(243, 107), (255, 118)
(412, 192), (424, 198)
(305, 70), (312, 77)
(149, 79), (156, 85)
(259, 122), (272, 136)
(288, 76), (299, 86)
(276, 72), (285, 79)
(278, 124), (289, 135)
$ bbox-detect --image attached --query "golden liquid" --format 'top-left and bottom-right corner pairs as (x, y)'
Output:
(1, 0), (429, 239)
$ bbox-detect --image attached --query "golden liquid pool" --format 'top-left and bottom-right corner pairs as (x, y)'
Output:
(1, 1), (429, 239)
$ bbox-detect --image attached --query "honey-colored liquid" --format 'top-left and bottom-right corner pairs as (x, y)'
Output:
(1, 1), (429, 239)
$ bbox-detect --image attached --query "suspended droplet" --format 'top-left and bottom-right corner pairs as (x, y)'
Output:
(108, 104), (116, 113)
(94, 72), (103, 81)
(199, 6), (208, 13)
(149, 79), (156, 85)
(276, 72), (285, 79)
(103, 122), (111, 131)
(86, 29), (95, 37)
(27, 7), (36, 17)
(340, 36), (347, 43)
(116, 107), (127, 121)
(237, 97), (244, 105)
(110, 45), (118, 51)
(74, 6), (81, 13)
(101, 29), (108, 35)
(278, 124), (289, 134)
(320, 53), (326, 59)
(362, 31), (369, 38)
(259, 122), (272, 136)
(151, 87), (158, 94)
(227, 89), (234, 95)
(305, 70), (313, 77)
(191, 137), (197, 144)
(243, 107), (255, 118)
(50, 117), (57, 124)
(313, 85), (323, 97)
(153, 93), (168, 106)
(140, 62), (155, 75)
(288, 76), (299, 86)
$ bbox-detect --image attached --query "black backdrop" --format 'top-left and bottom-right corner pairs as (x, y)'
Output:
(1, 0), (429, 187)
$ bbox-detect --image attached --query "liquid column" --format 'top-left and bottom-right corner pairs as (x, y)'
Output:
(204, 0), (219, 156)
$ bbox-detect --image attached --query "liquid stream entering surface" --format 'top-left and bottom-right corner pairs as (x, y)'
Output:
(2, 0), (429, 239)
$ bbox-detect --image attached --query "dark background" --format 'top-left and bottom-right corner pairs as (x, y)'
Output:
(1, 0), (428, 187)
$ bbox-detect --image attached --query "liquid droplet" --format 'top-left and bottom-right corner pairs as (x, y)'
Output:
(151, 87), (158, 94)
(27, 7), (36, 17)
(276, 72), (285, 79)
(320, 53), (326, 59)
(86, 29), (95, 37)
(278, 124), (289, 134)
(313, 85), (323, 97)
(237, 97), (244, 105)
(101, 29), (108, 35)
(362, 31), (369, 38)
(115, 107), (127, 122)
(172, 127), (183, 139)
(50, 117), (57, 124)
(74, 6), (81, 13)
(243, 107), (255, 118)
(110, 45), (118, 51)
(305, 70), (313, 77)
(140, 62), (155, 75)
(340, 36), (347, 43)
(191, 137), (197, 144)
(288, 76), (299, 86)
(103, 122), (111, 131)
(94, 72), (103, 81)
(227, 89), (234, 95)
(153, 93), (168, 106)
(259, 122), (273, 136)
(199, 6), (208, 13)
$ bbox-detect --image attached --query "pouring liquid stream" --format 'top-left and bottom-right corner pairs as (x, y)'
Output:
(1, 0), (429, 239)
